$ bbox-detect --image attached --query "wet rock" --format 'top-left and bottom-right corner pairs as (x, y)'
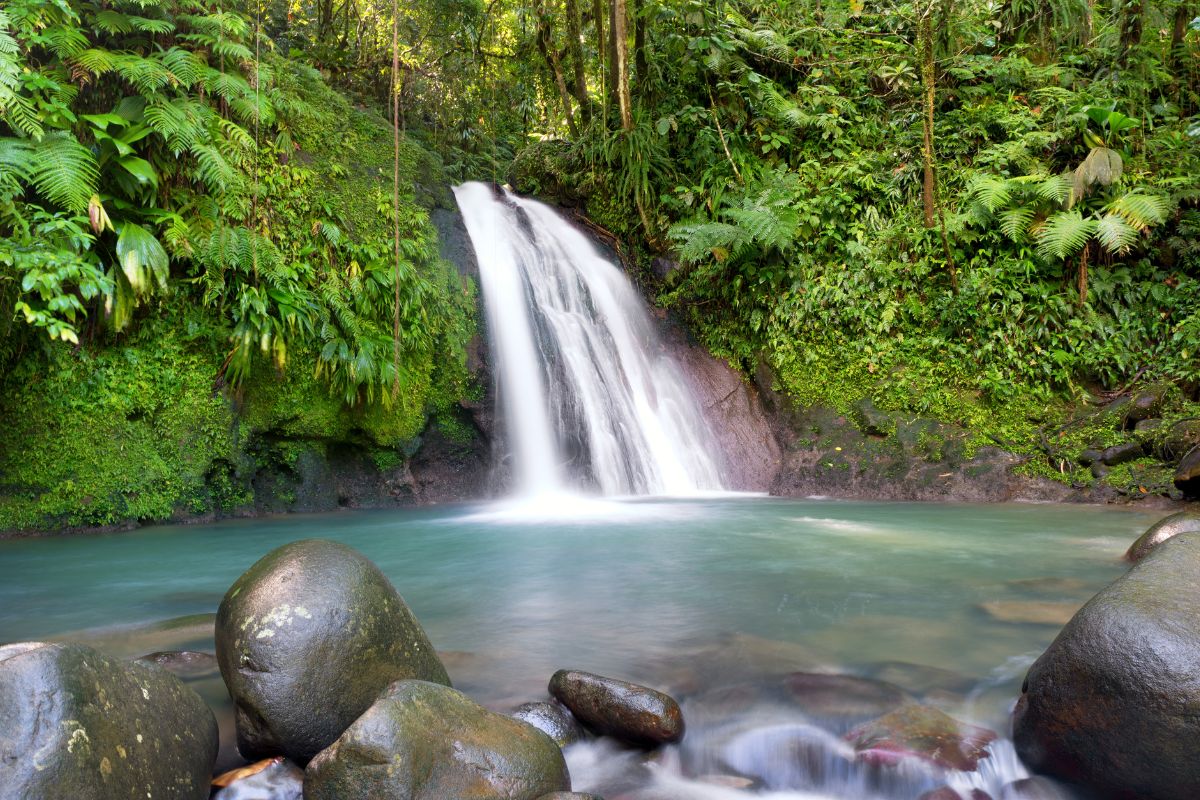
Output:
(1004, 577), (1088, 594)
(213, 756), (304, 800)
(1154, 419), (1200, 460)
(513, 700), (588, 747)
(865, 661), (978, 695)
(1012, 532), (1200, 800)
(1089, 462), (1109, 479)
(550, 669), (685, 747)
(1123, 385), (1169, 428)
(1173, 448), (1200, 496)
(977, 601), (1081, 626)
(845, 704), (997, 771)
(1076, 449), (1103, 466)
(536, 794), (604, 800)
(0, 641), (218, 800)
(782, 672), (912, 720)
(919, 791), (994, 800)
(137, 649), (219, 678)
(1099, 440), (1149, 466)
(998, 777), (1072, 799)
(1124, 511), (1200, 562)
(215, 539), (450, 763)
(305, 679), (570, 800)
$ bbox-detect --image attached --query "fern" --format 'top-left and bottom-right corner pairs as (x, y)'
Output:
(969, 175), (1013, 213)
(999, 206), (1036, 242)
(29, 133), (99, 212)
(1094, 213), (1139, 254)
(1106, 191), (1168, 232)
(1036, 209), (1097, 260)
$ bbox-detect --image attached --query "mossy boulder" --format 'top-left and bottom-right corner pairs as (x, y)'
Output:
(304, 679), (571, 800)
(549, 669), (684, 747)
(214, 538), (450, 763)
(0, 641), (218, 800)
(1013, 532), (1200, 800)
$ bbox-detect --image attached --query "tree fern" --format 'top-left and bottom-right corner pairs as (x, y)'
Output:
(29, 132), (99, 212)
(1094, 213), (1139, 254)
(1106, 191), (1168, 231)
(1036, 209), (1097, 260)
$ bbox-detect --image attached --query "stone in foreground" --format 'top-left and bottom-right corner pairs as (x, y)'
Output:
(549, 669), (684, 747)
(0, 641), (218, 800)
(512, 699), (588, 746)
(1013, 532), (1200, 800)
(845, 704), (997, 771)
(1123, 511), (1200, 562)
(304, 679), (570, 800)
(215, 538), (450, 762)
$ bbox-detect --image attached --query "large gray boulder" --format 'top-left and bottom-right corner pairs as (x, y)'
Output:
(304, 680), (571, 800)
(0, 641), (218, 800)
(1012, 532), (1200, 800)
(1123, 511), (1200, 562)
(215, 538), (450, 763)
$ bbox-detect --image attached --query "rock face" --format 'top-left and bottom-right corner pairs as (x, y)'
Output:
(215, 538), (450, 763)
(549, 669), (685, 747)
(1124, 511), (1200, 562)
(305, 680), (570, 800)
(0, 641), (218, 800)
(512, 700), (588, 747)
(1012, 532), (1200, 800)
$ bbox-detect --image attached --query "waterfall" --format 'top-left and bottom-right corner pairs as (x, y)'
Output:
(453, 181), (725, 498)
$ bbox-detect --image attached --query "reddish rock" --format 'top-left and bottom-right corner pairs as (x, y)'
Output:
(845, 705), (997, 771)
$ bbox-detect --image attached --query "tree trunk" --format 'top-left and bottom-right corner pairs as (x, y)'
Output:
(1118, 0), (1143, 67)
(592, 0), (607, 129)
(1168, 1), (1192, 73)
(613, 0), (633, 131)
(607, 0), (619, 117)
(633, 0), (647, 92)
(535, 0), (579, 137)
(566, 0), (590, 124)
(919, 2), (936, 228)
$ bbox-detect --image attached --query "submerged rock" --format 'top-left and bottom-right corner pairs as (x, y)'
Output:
(1012, 532), (1200, 800)
(782, 671), (912, 720)
(215, 538), (450, 762)
(512, 700), (588, 747)
(1124, 511), (1200, 562)
(998, 777), (1072, 800)
(0, 641), (218, 800)
(304, 679), (570, 800)
(137, 649), (220, 678)
(550, 669), (685, 747)
(845, 704), (997, 771)
(977, 601), (1080, 626)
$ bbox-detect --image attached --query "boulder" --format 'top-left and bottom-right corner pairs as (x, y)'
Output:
(215, 538), (449, 763)
(549, 669), (685, 747)
(1122, 385), (1169, 428)
(304, 680), (570, 800)
(512, 700), (588, 747)
(845, 704), (996, 771)
(1124, 511), (1200, 562)
(998, 777), (1072, 800)
(1012, 532), (1200, 800)
(1173, 448), (1200, 496)
(212, 757), (304, 800)
(0, 641), (218, 800)
(1098, 440), (1149, 466)
(536, 795), (604, 800)
(1154, 419), (1200, 461)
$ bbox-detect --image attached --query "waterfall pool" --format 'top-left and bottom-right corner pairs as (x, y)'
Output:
(0, 496), (1156, 798)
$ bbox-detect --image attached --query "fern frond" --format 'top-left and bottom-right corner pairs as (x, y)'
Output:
(71, 48), (118, 77)
(1036, 209), (1097, 260)
(1094, 213), (1139, 254)
(1105, 191), (1169, 231)
(30, 132), (99, 212)
(114, 53), (173, 92)
(669, 219), (751, 264)
(1034, 174), (1072, 205)
(160, 46), (203, 87)
(968, 175), (1013, 213)
(998, 206), (1035, 241)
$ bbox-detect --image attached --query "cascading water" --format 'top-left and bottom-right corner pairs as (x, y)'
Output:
(453, 181), (725, 497)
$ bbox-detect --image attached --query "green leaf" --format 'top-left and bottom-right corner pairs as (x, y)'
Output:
(1036, 209), (1097, 260)
(116, 223), (169, 293)
(118, 156), (158, 186)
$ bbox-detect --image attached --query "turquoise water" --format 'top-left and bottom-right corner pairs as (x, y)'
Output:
(0, 497), (1157, 798)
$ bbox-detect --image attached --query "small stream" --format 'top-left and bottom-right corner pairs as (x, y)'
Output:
(0, 497), (1154, 798)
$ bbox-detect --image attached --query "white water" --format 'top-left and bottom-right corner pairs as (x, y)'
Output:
(454, 181), (725, 497)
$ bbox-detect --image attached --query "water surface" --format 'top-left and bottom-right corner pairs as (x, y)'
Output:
(0, 497), (1154, 798)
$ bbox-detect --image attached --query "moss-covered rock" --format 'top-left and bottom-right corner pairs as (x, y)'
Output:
(304, 680), (571, 800)
(0, 641), (218, 800)
(215, 539), (450, 763)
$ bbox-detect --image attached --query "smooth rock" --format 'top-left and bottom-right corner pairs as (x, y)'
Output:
(845, 704), (997, 771)
(512, 700), (588, 746)
(215, 538), (449, 763)
(536, 794), (604, 800)
(1099, 440), (1149, 466)
(550, 669), (685, 747)
(304, 679), (570, 800)
(783, 671), (912, 720)
(1124, 511), (1200, 562)
(1123, 386), (1169, 427)
(1012, 532), (1200, 800)
(0, 641), (218, 800)
(212, 757), (304, 800)
(1174, 448), (1200, 495)
(978, 600), (1080, 626)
